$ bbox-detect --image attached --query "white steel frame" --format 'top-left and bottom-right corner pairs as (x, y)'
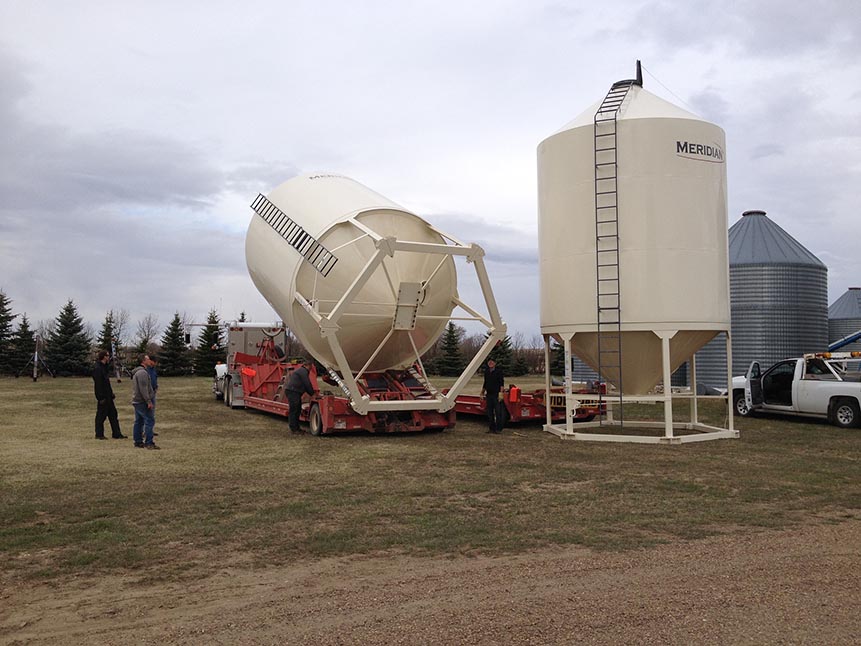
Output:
(543, 330), (739, 444)
(294, 217), (506, 415)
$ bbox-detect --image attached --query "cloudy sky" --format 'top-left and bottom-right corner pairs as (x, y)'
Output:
(1, 0), (859, 345)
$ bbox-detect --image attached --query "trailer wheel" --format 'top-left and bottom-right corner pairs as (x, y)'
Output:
(308, 404), (324, 436)
(733, 390), (752, 417)
(224, 377), (233, 408)
(497, 401), (510, 431)
(832, 398), (860, 429)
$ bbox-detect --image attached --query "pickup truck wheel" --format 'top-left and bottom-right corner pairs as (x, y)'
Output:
(733, 390), (751, 417)
(832, 398), (860, 429)
(308, 404), (324, 436)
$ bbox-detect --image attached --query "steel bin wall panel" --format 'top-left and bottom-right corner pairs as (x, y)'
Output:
(246, 174), (457, 371)
(829, 288), (861, 352)
(538, 85), (729, 394)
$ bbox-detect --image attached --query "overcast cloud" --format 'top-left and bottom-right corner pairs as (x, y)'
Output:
(1, 0), (859, 343)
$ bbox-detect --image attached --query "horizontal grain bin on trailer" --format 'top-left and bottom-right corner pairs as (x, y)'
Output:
(244, 173), (505, 417)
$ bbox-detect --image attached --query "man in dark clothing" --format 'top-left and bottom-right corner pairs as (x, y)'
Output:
(286, 359), (316, 433)
(93, 350), (125, 440)
(480, 358), (505, 434)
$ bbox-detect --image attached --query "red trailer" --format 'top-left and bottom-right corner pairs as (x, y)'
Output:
(453, 384), (604, 425)
(226, 338), (454, 435)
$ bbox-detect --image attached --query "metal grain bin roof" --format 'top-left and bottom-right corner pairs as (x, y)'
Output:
(829, 288), (861, 319)
(728, 210), (826, 268)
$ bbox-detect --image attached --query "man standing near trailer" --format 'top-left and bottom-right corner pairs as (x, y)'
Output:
(480, 358), (505, 434)
(286, 359), (315, 434)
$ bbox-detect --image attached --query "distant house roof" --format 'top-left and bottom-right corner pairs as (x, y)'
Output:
(728, 210), (826, 268)
(829, 288), (861, 319)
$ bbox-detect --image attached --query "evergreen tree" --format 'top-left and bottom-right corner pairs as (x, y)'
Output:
(436, 322), (464, 376)
(549, 339), (566, 375)
(96, 310), (116, 355)
(158, 312), (191, 376)
(511, 354), (530, 377)
(10, 314), (35, 376)
(193, 309), (225, 376)
(486, 333), (514, 375)
(0, 290), (16, 374)
(46, 300), (92, 376)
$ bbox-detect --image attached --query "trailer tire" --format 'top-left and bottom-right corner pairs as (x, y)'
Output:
(498, 401), (510, 430)
(308, 404), (324, 436)
(733, 390), (752, 417)
(832, 398), (860, 429)
(224, 377), (233, 408)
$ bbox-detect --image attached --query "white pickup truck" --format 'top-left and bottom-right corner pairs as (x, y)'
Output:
(731, 352), (861, 428)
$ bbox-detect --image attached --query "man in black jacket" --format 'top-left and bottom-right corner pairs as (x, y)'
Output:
(93, 350), (125, 440)
(480, 359), (505, 434)
(286, 359), (316, 434)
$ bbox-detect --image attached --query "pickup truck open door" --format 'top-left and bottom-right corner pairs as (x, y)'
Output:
(745, 361), (763, 411)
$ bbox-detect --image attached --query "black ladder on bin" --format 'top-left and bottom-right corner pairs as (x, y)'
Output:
(593, 80), (635, 425)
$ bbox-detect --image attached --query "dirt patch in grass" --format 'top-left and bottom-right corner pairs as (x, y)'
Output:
(1, 518), (858, 644)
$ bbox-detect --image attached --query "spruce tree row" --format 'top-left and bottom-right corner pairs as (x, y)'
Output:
(1, 289), (545, 379)
(0, 291), (226, 377)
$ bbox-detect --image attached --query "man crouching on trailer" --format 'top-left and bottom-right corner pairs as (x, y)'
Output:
(286, 358), (315, 434)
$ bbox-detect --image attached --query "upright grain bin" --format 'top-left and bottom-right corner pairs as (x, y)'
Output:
(538, 80), (730, 395)
(727, 210), (828, 370)
(829, 288), (861, 351)
(695, 210), (829, 384)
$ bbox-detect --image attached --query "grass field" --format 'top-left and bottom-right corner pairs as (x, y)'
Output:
(1, 375), (858, 585)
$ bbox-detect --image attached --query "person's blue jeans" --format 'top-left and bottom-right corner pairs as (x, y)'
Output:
(133, 402), (155, 445)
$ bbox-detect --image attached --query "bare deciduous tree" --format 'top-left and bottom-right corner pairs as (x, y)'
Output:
(35, 319), (55, 341)
(135, 314), (160, 352)
(112, 308), (130, 348)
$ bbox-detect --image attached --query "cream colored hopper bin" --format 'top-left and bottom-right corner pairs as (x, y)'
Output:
(245, 174), (505, 414)
(538, 84), (731, 396)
